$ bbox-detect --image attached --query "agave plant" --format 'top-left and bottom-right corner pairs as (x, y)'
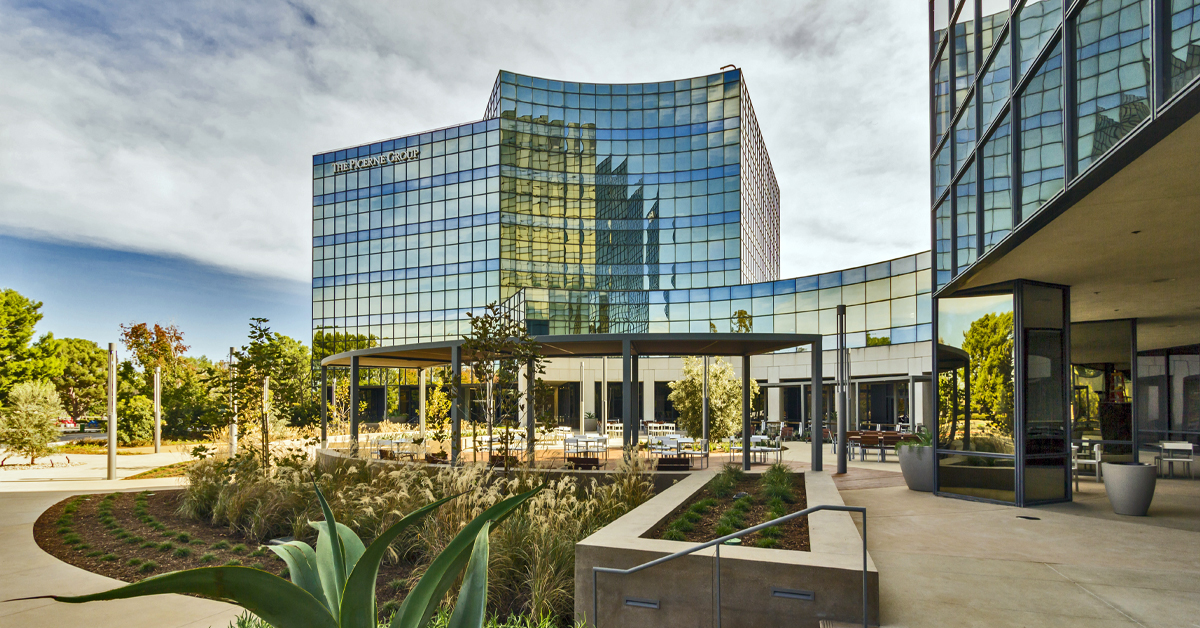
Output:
(28, 482), (543, 628)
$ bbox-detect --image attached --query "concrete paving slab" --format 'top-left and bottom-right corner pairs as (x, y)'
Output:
(0, 485), (240, 628)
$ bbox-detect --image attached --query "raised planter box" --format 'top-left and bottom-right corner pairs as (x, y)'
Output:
(574, 470), (879, 628)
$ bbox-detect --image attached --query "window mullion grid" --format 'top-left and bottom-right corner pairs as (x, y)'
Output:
(1010, 24), (1023, 226)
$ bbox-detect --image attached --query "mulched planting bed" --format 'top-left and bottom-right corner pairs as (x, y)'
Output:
(35, 490), (415, 620)
(644, 474), (810, 551)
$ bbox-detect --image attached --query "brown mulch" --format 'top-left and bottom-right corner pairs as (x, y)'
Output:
(644, 474), (810, 551)
(34, 490), (416, 619)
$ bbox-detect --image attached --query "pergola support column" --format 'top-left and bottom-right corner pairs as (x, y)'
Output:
(320, 366), (328, 447)
(742, 354), (751, 471)
(526, 359), (535, 461)
(811, 338), (823, 471)
(350, 356), (360, 455)
(622, 340), (633, 450)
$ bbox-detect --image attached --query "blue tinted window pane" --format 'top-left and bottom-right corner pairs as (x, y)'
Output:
(955, 100), (976, 172)
(1017, 0), (1063, 79)
(1169, 0), (1200, 95)
(955, 1), (977, 108)
(955, 161), (977, 273)
(983, 118), (1013, 251)
(1075, 0), (1151, 172)
(981, 34), (1012, 126)
(1020, 41), (1065, 218)
(934, 45), (952, 145)
(935, 199), (952, 289)
(934, 144), (951, 199)
(980, 0), (1010, 62)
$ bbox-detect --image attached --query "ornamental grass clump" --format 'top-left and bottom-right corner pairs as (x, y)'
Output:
(174, 446), (654, 625)
(28, 483), (545, 628)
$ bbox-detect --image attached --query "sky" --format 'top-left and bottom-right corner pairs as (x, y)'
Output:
(0, 0), (930, 359)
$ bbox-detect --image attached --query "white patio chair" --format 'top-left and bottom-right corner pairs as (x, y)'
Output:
(1155, 441), (1194, 479)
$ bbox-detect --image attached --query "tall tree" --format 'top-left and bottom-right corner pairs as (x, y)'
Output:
(0, 289), (62, 401)
(231, 318), (315, 435)
(119, 322), (188, 374)
(49, 338), (108, 421)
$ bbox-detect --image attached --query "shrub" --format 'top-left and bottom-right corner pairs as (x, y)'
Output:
(157, 542), (173, 552)
(173, 547), (192, 558)
(138, 561), (157, 574)
(210, 540), (230, 550)
(0, 381), (64, 465)
(230, 544), (247, 554)
(199, 553), (216, 563)
(174, 533), (190, 544)
(126, 558), (142, 567)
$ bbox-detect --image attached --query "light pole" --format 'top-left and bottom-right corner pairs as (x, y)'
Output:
(153, 366), (161, 453)
(229, 347), (238, 456)
(107, 343), (117, 480)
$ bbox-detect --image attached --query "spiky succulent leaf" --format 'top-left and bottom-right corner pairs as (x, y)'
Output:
(42, 567), (336, 628)
(338, 494), (458, 628)
(266, 541), (324, 613)
(390, 485), (544, 628)
(446, 521), (491, 628)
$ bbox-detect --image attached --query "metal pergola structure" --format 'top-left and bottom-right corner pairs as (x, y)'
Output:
(320, 333), (825, 471)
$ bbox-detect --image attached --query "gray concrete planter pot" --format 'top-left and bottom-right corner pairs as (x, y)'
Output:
(898, 445), (935, 492)
(1102, 462), (1156, 516)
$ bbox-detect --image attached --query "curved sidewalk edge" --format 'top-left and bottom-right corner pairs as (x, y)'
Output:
(0, 482), (242, 628)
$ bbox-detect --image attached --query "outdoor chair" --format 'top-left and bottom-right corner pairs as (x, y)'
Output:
(1072, 443), (1102, 489)
(1155, 441), (1194, 479)
(683, 438), (709, 469)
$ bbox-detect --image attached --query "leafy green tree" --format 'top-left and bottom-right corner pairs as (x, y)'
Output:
(668, 356), (759, 442)
(160, 355), (225, 438)
(117, 394), (154, 446)
(49, 338), (107, 422)
(961, 312), (1015, 436)
(0, 380), (63, 464)
(311, 329), (378, 362)
(0, 289), (63, 402)
(461, 303), (546, 469)
(230, 319), (317, 452)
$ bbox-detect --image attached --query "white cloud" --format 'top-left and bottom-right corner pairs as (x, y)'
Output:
(0, 0), (930, 282)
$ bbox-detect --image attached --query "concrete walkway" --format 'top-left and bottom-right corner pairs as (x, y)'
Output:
(0, 452), (193, 486)
(840, 480), (1200, 627)
(0, 481), (242, 628)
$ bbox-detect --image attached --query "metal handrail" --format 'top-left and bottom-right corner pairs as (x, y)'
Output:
(591, 504), (868, 628)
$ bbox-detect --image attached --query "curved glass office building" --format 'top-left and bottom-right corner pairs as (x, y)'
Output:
(312, 69), (934, 435)
(930, 0), (1200, 505)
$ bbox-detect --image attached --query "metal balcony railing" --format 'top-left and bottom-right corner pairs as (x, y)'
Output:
(591, 504), (868, 628)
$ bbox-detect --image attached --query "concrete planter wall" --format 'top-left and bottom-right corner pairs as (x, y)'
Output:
(1102, 462), (1156, 516)
(898, 445), (934, 492)
(574, 470), (878, 628)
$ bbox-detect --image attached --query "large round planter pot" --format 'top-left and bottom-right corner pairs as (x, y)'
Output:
(898, 445), (935, 492)
(1102, 462), (1156, 516)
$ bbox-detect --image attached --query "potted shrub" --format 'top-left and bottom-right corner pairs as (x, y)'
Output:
(1102, 461), (1156, 516)
(897, 431), (935, 492)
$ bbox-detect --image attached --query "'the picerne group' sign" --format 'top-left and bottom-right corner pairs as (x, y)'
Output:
(332, 148), (420, 173)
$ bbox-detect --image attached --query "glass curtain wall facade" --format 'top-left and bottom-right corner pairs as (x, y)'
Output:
(312, 70), (788, 353)
(930, 0), (1200, 505)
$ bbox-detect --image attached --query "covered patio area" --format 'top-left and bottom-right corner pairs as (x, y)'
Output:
(319, 333), (826, 471)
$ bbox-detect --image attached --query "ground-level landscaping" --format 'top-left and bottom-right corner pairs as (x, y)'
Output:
(646, 463), (810, 550)
(36, 452), (656, 626)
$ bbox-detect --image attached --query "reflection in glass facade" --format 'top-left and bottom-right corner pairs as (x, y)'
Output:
(930, 0), (1200, 288)
(1019, 40), (1065, 218)
(1169, 0), (1200, 96)
(1075, 0), (1150, 172)
(312, 69), (934, 359)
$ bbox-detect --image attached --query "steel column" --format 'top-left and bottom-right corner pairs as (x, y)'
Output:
(350, 355), (360, 454)
(742, 354), (751, 471)
(107, 343), (117, 480)
(811, 338), (823, 471)
(320, 366), (328, 446)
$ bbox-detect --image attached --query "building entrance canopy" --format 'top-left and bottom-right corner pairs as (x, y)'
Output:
(320, 333), (826, 471)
